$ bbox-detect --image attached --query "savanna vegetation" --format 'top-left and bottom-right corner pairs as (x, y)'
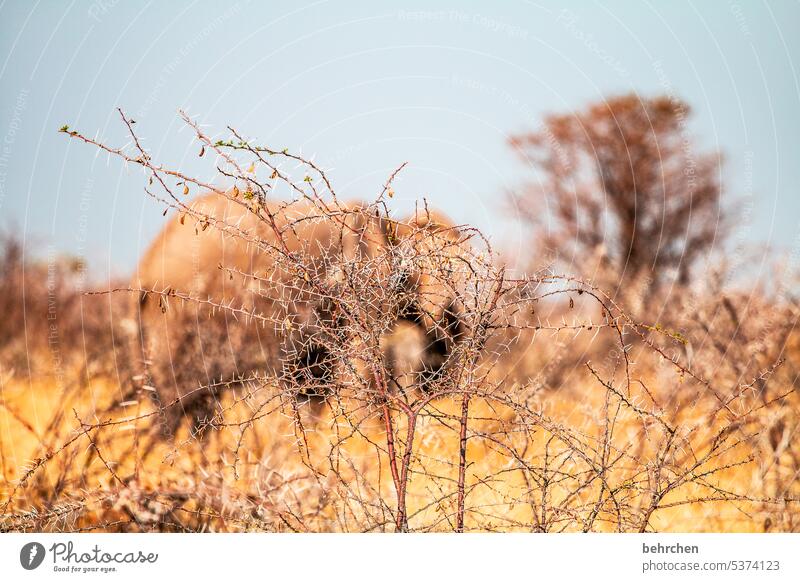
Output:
(1, 94), (798, 532)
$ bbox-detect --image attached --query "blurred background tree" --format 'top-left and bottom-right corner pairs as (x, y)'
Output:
(509, 93), (729, 306)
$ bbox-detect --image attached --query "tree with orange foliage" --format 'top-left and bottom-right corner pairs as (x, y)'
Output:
(510, 94), (727, 300)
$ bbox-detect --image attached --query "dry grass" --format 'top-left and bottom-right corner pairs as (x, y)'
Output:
(2, 344), (797, 532)
(1, 111), (798, 533)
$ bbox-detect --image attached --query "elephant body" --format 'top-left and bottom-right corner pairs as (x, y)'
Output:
(131, 191), (466, 434)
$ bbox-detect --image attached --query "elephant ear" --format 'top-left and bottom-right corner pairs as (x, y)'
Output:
(386, 209), (466, 332)
(336, 203), (388, 262)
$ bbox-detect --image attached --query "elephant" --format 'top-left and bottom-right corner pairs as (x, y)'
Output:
(131, 190), (467, 436)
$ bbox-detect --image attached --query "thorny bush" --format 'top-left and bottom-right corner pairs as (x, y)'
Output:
(0, 110), (797, 533)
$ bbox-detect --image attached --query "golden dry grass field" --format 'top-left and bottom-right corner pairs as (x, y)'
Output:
(2, 105), (799, 534)
(1, 279), (798, 533)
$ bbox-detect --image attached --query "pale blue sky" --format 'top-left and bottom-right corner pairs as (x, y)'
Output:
(1, 0), (798, 276)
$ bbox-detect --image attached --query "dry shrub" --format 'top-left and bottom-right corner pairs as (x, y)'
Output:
(509, 93), (727, 308)
(0, 111), (797, 532)
(0, 232), (128, 378)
